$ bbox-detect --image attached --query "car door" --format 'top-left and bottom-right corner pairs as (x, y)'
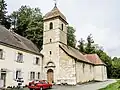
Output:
(41, 81), (47, 89)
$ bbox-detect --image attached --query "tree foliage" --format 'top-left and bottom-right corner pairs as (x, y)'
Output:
(85, 34), (96, 54)
(0, 0), (11, 29)
(77, 34), (118, 78)
(9, 5), (43, 50)
(67, 26), (76, 48)
(78, 38), (85, 53)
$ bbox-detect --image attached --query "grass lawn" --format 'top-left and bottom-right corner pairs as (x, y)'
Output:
(99, 80), (120, 90)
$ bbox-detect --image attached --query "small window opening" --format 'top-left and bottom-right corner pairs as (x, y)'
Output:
(50, 39), (52, 42)
(61, 24), (63, 30)
(50, 51), (52, 55)
(50, 22), (53, 29)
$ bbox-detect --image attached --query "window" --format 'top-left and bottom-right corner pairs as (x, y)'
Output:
(83, 63), (85, 73)
(50, 39), (52, 42)
(50, 22), (53, 29)
(17, 53), (23, 63)
(50, 51), (52, 55)
(61, 24), (63, 30)
(36, 57), (40, 65)
(0, 49), (3, 59)
(30, 72), (35, 80)
(16, 70), (22, 79)
(37, 72), (40, 79)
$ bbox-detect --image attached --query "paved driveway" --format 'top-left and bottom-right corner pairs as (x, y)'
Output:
(10, 79), (116, 90)
(48, 79), (116, 90)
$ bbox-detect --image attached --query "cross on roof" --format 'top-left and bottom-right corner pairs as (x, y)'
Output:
(53, 0), (57, 7)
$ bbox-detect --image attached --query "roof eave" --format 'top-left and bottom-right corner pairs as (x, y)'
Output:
(43, 16), (68, 25)
(59, 45), (94, 65)
(0, 41), (44, 57)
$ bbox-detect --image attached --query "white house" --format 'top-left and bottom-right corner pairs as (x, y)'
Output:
(0, 25), (43, 87)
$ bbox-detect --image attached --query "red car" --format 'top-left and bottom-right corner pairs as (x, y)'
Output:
(28, 80), (52, 90)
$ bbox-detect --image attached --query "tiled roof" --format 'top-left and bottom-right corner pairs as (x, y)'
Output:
(0, 25), (43, 56)
(44, 6), (67, 22)
(59, 44), (93, 64)
(84, 54), (105, 65)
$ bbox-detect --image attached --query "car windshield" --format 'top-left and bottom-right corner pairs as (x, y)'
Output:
(39, 80), (48, 84)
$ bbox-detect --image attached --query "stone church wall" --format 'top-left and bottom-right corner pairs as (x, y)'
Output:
(42, 43), (60, 83)
(76, 61), (94, 83)
(94, 65), (107, 81)
(58, 47), (76, 85)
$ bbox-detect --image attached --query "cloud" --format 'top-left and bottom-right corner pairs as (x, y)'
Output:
(6, 0), (120, 57)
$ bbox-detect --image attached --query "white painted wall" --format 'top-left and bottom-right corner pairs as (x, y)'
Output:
(0, 44), (42, 87)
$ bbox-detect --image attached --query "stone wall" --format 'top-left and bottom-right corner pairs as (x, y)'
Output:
(94, 65), (107, 81)
(76, 61), (94, 83)
(59, 47), (76, 85)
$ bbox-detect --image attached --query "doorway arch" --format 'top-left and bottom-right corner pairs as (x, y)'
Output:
(47, 69), (54, 84)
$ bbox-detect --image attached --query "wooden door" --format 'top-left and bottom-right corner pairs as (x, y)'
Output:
(47, 69), (54, 84)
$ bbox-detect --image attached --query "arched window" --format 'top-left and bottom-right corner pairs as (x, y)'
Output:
(50, 22), (53, 29)
(61, 24), (63, 30)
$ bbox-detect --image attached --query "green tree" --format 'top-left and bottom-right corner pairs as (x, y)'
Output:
(111, 57), (120, 78)
(10, 5), (43, 50)
(77, 38), (85, 53)
(67, 26), (76, 48)
(0, 0), (11, 29)
(85, 34), (96, 54)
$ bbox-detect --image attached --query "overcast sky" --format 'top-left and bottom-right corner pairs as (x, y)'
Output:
(6, 0), (120, 57)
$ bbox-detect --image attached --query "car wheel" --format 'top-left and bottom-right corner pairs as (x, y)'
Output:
(40, 87), (43, 90)
(30, 89), (33, 90)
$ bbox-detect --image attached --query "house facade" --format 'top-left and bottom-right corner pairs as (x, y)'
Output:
(0, 26), (43, 87)
(0, 5), (107, 88)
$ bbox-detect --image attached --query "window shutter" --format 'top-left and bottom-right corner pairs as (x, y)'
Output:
(13, 70), (16, 80)
(21, 71), (24, 79)
(22, 54), (24, 63)
(15, 52), (18, 61)
(3, 50), (6, 60)
(33, 57), (36, 65)
(28, 72), (30, 80)
(38, 60), (40, 66)
(35, 72), (38, 80)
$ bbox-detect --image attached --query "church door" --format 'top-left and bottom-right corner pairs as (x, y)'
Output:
(47, 69), (54, 84)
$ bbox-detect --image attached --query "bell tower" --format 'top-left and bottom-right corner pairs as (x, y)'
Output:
(42, 5), (68, 83)
(43, 5), (68, 45)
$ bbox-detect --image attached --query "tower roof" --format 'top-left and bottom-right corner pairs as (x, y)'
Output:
(43, 6), (67, 23)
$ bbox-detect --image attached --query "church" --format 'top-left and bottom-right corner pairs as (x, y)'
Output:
(0, 5), (107, 88)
